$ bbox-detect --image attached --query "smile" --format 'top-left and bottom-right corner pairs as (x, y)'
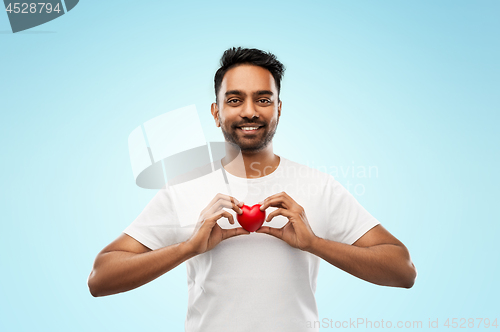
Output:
(237, 126), (262, 133)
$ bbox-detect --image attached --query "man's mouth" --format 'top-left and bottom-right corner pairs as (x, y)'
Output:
(236, 125), (264, 133)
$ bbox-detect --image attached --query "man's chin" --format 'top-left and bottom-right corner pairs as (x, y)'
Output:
(230, 141), (266, 152)
(221, 130), (271, 152)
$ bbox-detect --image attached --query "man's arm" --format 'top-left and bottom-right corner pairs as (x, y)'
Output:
(87, 233), (196, 297)
(307, 224), (417, 288)
(256, 192), (417, 289)
(88, 193), (249, 297)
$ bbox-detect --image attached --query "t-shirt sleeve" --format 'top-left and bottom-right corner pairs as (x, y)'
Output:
(123, 185), (183, 251)
(323, 175), (381, 245)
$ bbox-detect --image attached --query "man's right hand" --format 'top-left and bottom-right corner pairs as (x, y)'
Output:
(186, 193), (250, 255)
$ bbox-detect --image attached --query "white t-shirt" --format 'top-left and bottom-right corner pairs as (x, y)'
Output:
(123, 155), (380, 332)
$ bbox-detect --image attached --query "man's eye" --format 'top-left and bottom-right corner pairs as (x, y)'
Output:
(228, 99), (239, 104)
(259, 99), (271, 103)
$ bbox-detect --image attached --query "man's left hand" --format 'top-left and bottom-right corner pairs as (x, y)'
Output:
(256, 191), (318, 251)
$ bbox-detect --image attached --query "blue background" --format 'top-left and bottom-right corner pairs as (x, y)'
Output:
(1, 1), (498, 331)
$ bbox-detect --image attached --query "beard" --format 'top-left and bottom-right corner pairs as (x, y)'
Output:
(220, 117), (279, 153)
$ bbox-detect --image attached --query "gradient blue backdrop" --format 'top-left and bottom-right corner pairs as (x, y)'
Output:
(1, 1), (498, 331)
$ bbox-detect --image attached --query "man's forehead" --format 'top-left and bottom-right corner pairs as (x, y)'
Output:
(220, 64), (277, 95)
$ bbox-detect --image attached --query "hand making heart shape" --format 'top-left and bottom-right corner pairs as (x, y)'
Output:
(186, 192), (318, 256)
(255, 191), (319, 251)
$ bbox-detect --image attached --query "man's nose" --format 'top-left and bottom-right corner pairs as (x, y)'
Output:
(240, 100), (259, 118)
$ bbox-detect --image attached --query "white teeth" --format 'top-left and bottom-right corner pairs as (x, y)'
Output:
(240, 127), (259, 130)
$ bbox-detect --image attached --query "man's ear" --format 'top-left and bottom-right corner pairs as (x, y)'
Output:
(278, 99), (282, 118)
(211, 102), (221, 127)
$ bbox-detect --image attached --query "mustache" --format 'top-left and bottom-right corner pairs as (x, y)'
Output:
(233, 122), (266, 128)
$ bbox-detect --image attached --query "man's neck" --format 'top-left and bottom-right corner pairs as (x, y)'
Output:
(221, 143), (280, 179)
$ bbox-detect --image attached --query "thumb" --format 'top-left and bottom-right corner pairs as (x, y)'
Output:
(255, 226), (282, 239)
(222, 227), (251, 240)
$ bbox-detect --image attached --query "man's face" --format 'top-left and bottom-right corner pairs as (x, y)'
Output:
(211, 64), (282, 152)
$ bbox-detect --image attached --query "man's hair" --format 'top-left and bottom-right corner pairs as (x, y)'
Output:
(214, 47), (286, 104)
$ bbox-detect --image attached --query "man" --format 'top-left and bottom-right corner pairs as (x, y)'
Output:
(87, 47), (417, 331)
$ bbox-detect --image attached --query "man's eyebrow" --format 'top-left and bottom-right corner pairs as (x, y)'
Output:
(255, 90), (274, 96)
(224, 90), (274, 97)
(225, 90), (244, 97)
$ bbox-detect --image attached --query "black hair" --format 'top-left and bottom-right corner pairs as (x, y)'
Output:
(214, 47), (286, 104)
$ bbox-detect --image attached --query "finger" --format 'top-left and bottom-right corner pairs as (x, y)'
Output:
(208, 193), (243, 209)
(221, 227), (251, 240)
(259, 192), (288, 210)
(265, 208), (293, 222)
(200, 194), (226, 216)
(219, 193), (243, 207)
(261, 191), (288, 201)
(255, 225), (283, 239)
(219, 194), (244, 211)
(258, 193), (281, 206)
(259, 197), (283, 211)
(208, 198), (243, 215)
(206, 210), (234, 226)
(205, 193), (225, 209)
(260, 196), (293, 211)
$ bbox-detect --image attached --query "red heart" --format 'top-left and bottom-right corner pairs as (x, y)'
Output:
(237, 204), (266, 232)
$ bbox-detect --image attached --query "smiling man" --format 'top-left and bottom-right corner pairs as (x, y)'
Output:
(213, 58), (282, 179)
(88, 47), (417, 332)
(215, 64), (280, 153)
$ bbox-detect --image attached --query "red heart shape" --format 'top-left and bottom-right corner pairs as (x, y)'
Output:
(236, 204), (266, 232)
